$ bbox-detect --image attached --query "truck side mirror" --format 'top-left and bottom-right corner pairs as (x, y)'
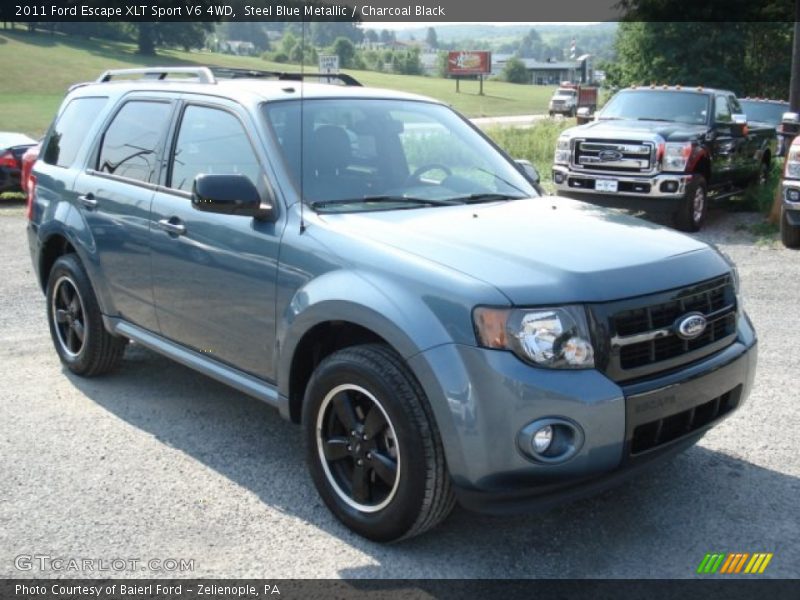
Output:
(514, 159), (540, 184)
(576, 107), (592, 124)
(732, 113), (747, 125)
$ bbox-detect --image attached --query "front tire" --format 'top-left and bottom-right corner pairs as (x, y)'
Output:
(46, 254), (126, 376)
(673, 174), (707, 232)
(781, 207), (800, 248)
(303, 344), (455, 542)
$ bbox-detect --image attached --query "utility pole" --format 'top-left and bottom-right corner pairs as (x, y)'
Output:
(792, 1), (800, 111)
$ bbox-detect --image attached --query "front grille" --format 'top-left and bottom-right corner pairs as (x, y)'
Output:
(573, 139), (654, 173)
(594, 275), (738, 382)
(630, 386), (740, 455)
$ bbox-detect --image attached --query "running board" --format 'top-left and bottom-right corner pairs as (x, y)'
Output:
(711, 189), (747, 202)
(107, 318), (286, 414)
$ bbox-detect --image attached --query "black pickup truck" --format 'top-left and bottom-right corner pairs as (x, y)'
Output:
(553, 86), (777, 231)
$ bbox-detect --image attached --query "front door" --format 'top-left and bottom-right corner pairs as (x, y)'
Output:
(149, 101), (283, 380)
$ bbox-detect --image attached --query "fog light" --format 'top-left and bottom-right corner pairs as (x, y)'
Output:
(787, 188), (800, 202)
(532, 425), (553, 453)
(553, 172), (565, 184)
(517, 417), (585, 464)
(660, 180), (679, 193)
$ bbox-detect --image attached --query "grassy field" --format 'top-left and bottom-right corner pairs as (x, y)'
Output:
(0, 29), (555, 136)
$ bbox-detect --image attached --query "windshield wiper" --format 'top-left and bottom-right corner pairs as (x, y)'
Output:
(452, 192), (527, 204)
(310, 195), (461, 210)
(636, 117), (675, 122)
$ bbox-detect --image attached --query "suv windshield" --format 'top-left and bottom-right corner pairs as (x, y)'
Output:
(599, 90), (711, 125)
(263, 98), (536, 211)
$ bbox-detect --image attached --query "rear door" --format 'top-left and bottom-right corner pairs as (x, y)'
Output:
(72, 97), (176, 331)
(149, 98), (283, 380)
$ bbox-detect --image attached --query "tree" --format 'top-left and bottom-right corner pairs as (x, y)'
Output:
(134, 22), (213, 55)
(517, 29), (543, 59)
(365, 29), (379, 44)
(503, 57), (530, 84)
(426, 27), (439, 49)
(331, 37), (356, 68)
(791, 1), (800, 111)
(379, 29), (395, 44)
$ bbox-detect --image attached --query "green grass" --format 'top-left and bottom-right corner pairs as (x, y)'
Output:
(0, 29), (556, 137)
(483, 120), (573, 193)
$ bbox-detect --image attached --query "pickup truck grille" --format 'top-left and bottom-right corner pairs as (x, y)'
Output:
(572, 139), (653, 172)
(593, 275), (738, 382)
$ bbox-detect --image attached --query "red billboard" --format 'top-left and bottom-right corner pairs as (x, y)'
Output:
(447, 51), (492, 76)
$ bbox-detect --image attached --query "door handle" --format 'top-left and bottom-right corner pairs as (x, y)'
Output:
(157, 218), (186, 236)
(78, 193), (97, 209)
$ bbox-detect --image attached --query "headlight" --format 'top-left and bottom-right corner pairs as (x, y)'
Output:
(785, 146), (800, 179)
(662, 142), (693, 172)
(711, 244), (742, 310)
(473, 305), (595, 369)
(554, 137), (571, 165)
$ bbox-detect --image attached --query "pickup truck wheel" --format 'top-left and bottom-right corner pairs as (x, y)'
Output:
(781, 208), (800, 248)
(673, 174), (707, 232)
(46, 254), (126, 376)
(303, 344), (455, 542)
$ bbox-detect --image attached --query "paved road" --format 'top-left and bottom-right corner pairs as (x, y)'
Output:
(0, 202), (798, 579)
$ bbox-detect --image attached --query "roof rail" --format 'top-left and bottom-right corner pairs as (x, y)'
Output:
(96, 67), (216, 84)
(209, 67), (362, 87)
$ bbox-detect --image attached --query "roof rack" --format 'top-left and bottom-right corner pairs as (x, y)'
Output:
(209, 67), (362, 86)
(97, 67), (215, 84)
(95, 66), (362, 87)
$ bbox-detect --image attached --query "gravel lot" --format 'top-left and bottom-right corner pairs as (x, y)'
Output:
(0, 201), (798, 579)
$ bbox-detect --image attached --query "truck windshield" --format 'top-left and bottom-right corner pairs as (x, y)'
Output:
(738, 101), (788, 126)
(599, 90), (711, 125)
(262, 98), (537, 211)
(555, 90), (577, 97)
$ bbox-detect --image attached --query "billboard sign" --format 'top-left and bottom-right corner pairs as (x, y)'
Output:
(447, 51), (491, 76)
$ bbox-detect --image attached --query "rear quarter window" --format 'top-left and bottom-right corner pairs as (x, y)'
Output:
(43, 97), (108, 168)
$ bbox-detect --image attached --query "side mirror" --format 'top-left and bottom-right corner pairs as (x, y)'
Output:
(576, 107), (593, 125)
(514, 159), (540, 184)
(732, 113), (747, 125)
(192, 174), (274, 220)
(781, 111), (799, 126)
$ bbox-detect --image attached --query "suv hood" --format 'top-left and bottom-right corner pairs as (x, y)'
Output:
(574, 119), (707, 142)
(317, 198), (729, 305)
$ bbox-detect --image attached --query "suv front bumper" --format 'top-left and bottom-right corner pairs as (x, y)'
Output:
(552, 165), (691, 212)
(408, 313), (757, 515)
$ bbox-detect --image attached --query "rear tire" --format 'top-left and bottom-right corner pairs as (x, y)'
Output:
(303, 344), (455, 542)
(46, 254), (126, 376)
(781, 207), (800, 248)
(673, 174), (707, 232)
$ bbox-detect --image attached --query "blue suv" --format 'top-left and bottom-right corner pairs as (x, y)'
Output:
(27, 67), (757, 541)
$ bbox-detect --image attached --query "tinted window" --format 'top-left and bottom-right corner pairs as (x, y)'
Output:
(170, 106), (261, 192)
(97, 101), (172, 183)
(43, 97), (108, 168)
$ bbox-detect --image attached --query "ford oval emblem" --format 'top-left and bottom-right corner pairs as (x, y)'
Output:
(675, 313), (707, 340)
(598, 149), (623, 162)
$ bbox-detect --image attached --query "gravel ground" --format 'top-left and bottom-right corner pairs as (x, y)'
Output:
(0, 201), (798, 579)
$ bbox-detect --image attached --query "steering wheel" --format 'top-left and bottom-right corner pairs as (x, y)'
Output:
(406, 163), (452, 185)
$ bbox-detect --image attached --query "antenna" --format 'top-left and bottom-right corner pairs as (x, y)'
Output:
(299, 19), (306, 234)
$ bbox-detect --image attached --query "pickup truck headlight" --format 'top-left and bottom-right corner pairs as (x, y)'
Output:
(662, 142), (693, 172)
(473, 305), (595, 369)
(554, 137), (571, 165)
(785, 146), (800, 179)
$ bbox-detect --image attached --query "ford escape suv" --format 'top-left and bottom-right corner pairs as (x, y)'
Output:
(27, 67), (757, 542)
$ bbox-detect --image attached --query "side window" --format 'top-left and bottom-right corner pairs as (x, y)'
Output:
(97, 101), (172, 183)
(43, 97), (108, 168)
(714, 96), (732, 123)
(169, 105), (261, 192)
(729, 95), (743, 116)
